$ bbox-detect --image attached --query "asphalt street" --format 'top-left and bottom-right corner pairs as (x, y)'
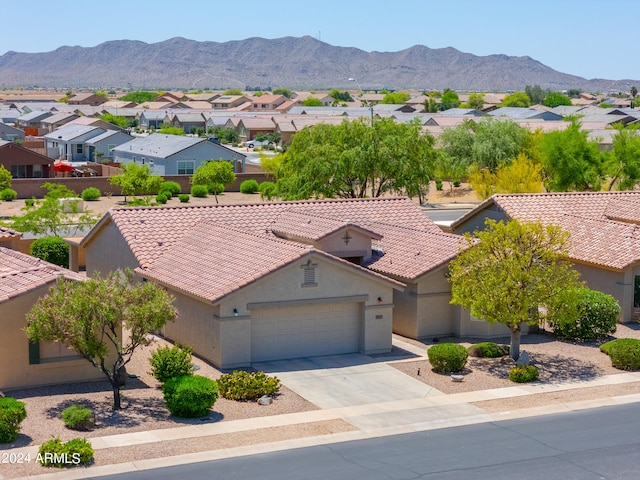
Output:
(91, 402), (640, 480)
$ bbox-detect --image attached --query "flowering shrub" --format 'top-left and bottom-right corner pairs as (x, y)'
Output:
(217, 370), (280, 401)
(509, 365), (539, 383)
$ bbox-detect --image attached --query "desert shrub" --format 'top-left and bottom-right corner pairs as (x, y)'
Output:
(80, 187), (101, 201)
(149, 344), (194, 383)
(435, 178), (443, 191)
(509, 365), (539, 383)
(217, 370), (281, 401)
(62, 404), (93, 431)
(468, 342), (508, 358)
(600, 338), (640, 371)
(551, 288), (619, 342)
(30, 236), (69, 268)
(240, 179), (259, 194)
(159, 189), (173, 199)
(155, 193), (167, 204)
(38, 437), (94, 467)
(25, 198), (35, 207)
(191, 184), (208, 197)
(160, 181), (181, 195)
(258, 181), (277, 200)
(0, 188), (17, 201)
(0, 397), (27, 443)
(427, 343), (468, 373)
(178, 193), (190, 203)
(163, 375), (218, 418)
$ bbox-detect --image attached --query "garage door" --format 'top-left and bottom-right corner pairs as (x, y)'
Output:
(250, 302), (362, 362)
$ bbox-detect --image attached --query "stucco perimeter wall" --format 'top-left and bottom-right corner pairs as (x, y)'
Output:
(573, 263), (630, 323)
(0, 286), (103, 391)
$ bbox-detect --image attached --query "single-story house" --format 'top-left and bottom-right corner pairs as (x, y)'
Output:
(77, 197), (512, 369)
(67, 92), (107, 106)
(0, 122), (25, 142)
(234, 117), (277, 141)
(40, 112), (79, 133)
(84, 130), (133, 162)
(451, 192), (640, 323)
(0, 247), (104, 390)
(43, 124), (106, 162)
(16, 110), (52, 136)
(0, 139), (54, 178)
(138, 111), (167, 130)
(164, 112), (207, 133)
(112, 133), (246, 174)
(487, 107), (563, 121)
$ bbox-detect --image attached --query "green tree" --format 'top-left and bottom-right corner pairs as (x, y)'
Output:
(157, 126), (185, 136)
(209, 127), (239, 144)
(631, 86), (638, 108)
(449, 219), (582, 360)
(272, 88), (292, 98)
(119, 91), (158, 103)
(606, 127), (640, 190)
(501, 91), (531, 107)
(0, 165), (11, 190)
(466, 93), (485, 110)
(440, 89), (460, 110)
(381, 92), (410, 104)
(470, 154), (544, 199)
(539, 120), (604, 191)
(567, 89), (581, 99)
(9, 183), (98, 236)
(98, 113), (130, 129)
(329, 89), (354, 103)
(472, 119), (528, 172)
(275, 118), (435, 202)
(191, 161), (236, 204)
(26, 270), (177, 410)
(543, 91), (572, 108)
(301, 97), (323, 106)
(109, 163), (164, 202)
(223, 88), (244, 95)
(423, 93), (439, 113)
(95, 90), (109, 99)
(525, 85), (545, 105)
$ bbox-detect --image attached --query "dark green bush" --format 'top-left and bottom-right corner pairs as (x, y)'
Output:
(468, 342), (508, 358)
(600, 338), (640, 371)
(38, 437), (94, 467)
(155, 193), (168, 204)
(62, 404), (93, 431)
(217, 370), (281, 401)
(509, 365), (539, 383)
(551, 288), (619, 342)
(0, 397), (27, 443)
(149, 344), (195, 383)
(0, 188), (17, 201)
(30, 236), (69, 268)
(435, 178), (443, 191)
(162, 375), (219, 418)
(191, 185), (208, 197)
(178, 193), (190, 203)
(160, 181), (181, 195)
(25, 198), (35, 207)
(258, 181), (277, 201)
(427, 343), (468, 373)
(159, 189), (173, 199)
(80, 187), (101, 201)
(240, 179), (259, 194)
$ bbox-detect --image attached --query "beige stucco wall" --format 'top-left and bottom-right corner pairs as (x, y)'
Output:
(0, 285), (103, 391)
(84, 221), (139, 276)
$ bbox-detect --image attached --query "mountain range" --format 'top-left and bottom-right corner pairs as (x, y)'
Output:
(0, 36), (636, 92)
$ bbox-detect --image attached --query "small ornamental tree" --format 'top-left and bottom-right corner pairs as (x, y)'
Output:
(25, 270), (177, 410)
(109, 163), (164, 203)
(191, 161), (236, 204)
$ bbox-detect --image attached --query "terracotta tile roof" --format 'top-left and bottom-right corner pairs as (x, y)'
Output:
(0, 227), (21, 239)
(136, 222), (402, 303)
(0, 247), (84, 304)
(604, 197), (640, 225)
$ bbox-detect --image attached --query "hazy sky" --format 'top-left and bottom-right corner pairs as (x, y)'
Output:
(1, 0), (637, 81)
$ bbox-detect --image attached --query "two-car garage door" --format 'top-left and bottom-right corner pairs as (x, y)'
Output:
(250, 302), (362, 362)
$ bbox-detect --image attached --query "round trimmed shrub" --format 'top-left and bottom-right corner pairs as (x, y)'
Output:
(30, 236), (69, 268)
(509, 365), (539, 383)
(427, 343), (468, 373)
(240, 179), (259, 194)
(162, 375), (218, 418)
(191, 184), (208, 197)
(159, 189), (173, 199)
(149, 344), (194, 383)
(80, 187), (101, 201)
(0, 188), (17, 201)
(178, 193), (190, 203)
(600, 338), (640, 371)
(258, 181), (277, 200)
(217, 370), (281, 401)
(160, 181), (181, 195)
(25, 198), (35, 207)
(38, 437), (93, 467)
(551, 288), (619, 342)
(155, 193), (167, 204)
(468, 342), (508, 358)
(0, 397), (27, 443)
(62, 404), (93, 431)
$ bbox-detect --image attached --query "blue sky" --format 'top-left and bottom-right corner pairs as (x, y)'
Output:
(1, 0), (637, 81)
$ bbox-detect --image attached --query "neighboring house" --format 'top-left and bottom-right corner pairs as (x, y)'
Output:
(451, 192), (640, 323)
(251, 94), (287, 111)
(16, 110), (52, 136)
(235, 117), (277, 141)
(40, 112), (79, 133)
(67, 92), (107, 106)
(84, 130), (133, 162)
(184, 93), (220, 103)
(138, 111), (167, 130)
(0, 139), (54, 178)
(0, 227), (21, 250)
(43, 124), (105, 162)
(211, 95), (251, 110)
(112, 133), (246, 174)
(0, 122), (25, 141)
(487, 107), (563, 121)
(0, 107), (22, 125)
(77, 197), (511, 369)
(164, 112), (207, 133)
(0, 247), (103, 390)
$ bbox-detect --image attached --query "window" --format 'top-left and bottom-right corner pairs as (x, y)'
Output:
(301, 259), (318, 287)
(177, 161), (195, 175)
(634, 276), (640, 308)
(76, 144), (83, 154)
(108, 144), (116, 153)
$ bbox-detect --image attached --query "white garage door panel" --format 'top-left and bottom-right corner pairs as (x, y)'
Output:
(251, 302), (361, 362)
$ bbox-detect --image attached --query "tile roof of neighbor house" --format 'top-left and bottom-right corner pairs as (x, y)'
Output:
(0, 247), (84, 304)
(135, 222), (404, 304)
(0, 227), (21, 239)
(82, 197), (452, 284)
(452, 191), (640, 271)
